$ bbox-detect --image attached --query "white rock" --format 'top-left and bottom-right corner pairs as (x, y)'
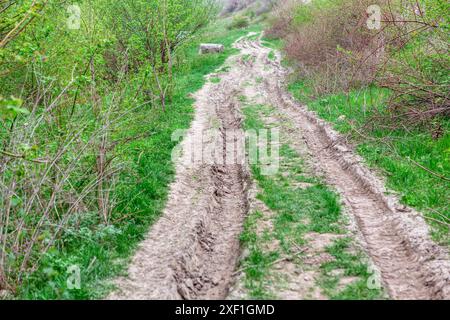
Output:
(199, 44), (224, 54)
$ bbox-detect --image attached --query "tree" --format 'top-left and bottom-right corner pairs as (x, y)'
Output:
(108, 0), (217, 109)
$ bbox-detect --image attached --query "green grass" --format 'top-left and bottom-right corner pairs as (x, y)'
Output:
(319, 238), (384, 300)
(260, 16), (449, 245)
(288, 81), (450, 245)
(239, 104), (383, 299)
(239, 210), (279, 299)
(17, 21), (263, 300)
(261, 36), (283, 51)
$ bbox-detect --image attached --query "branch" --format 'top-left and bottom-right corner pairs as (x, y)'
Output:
(0, 149), (48, 164)
(408, 157), (450, 182)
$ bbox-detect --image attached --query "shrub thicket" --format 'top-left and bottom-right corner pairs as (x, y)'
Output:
(0, 0), (216, 294)
(267, 0), (449, 123)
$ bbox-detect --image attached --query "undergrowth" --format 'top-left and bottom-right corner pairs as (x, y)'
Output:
(288, 81), (449, 245)
(17, 21), (263, 300)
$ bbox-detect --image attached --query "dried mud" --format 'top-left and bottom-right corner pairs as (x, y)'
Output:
(109, 34), (449, 300)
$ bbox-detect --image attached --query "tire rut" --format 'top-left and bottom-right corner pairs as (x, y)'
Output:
(108, 40), (251, 300)
(108, 34), (449, 300)
(234, 36), (449, 300)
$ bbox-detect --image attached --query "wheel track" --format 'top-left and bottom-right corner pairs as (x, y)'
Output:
(108, 41), (251, 299)
(234, 36), (449, 300)
(108, 34), (449, 300)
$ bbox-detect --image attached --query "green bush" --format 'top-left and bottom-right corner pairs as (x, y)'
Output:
(228, 15), (250, 30)
(0, 0), (217, 296)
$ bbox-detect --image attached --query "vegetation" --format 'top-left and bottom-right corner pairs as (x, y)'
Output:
(1, 0), (447, 301)
(266, 0), (449, 243)
(0, 0), (261, 299)
(228, 15), (250, 29)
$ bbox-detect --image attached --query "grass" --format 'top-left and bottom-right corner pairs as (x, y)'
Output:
(261, 36), (283, 50)
(319, 238), (384, 300)
(260, 12), (449, 245)
(17, 21), (263, 300)
(288, 81), (450, 245)
(239, 210), (279, 300)
(239, 103), (383, 299)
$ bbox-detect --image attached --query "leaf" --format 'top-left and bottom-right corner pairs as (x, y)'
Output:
(0, 96), (28, 120)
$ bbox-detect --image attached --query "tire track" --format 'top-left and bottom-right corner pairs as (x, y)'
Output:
(234, 36), (449, 300)
(108, 38), (251, 300)
(108, 33), (449, 300)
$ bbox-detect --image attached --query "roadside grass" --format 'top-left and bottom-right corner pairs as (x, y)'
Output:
(258, 35), (448, 245)
(261, 36), (283, 50)
(17, 22), (263, 300)
(288, 80), (450, 245)
(239, 210), (279, 300)
(239, 103), (383, 299)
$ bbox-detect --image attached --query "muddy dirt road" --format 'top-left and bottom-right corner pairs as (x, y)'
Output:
(109, 34), (449, 300)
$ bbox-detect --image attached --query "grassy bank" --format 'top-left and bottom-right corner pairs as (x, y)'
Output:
(287, 81), (449, 245)
(262, 0), (449, 245)
(17, 21), (262, 300)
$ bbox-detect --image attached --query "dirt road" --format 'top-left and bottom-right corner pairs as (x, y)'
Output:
(108, 34), (449, 300)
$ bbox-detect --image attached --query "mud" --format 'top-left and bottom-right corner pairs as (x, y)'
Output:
(109, 34), (449, 300)
(108, 38), (252, 299)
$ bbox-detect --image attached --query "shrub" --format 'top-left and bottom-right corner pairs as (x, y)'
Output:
(265, 0), (295, 39)
(228, 15), (250, 29)
(268, 0), (449, 123)
(376, 0), (450, 125)
(0, 0), (216, 294)
(270, 0), (385, 94)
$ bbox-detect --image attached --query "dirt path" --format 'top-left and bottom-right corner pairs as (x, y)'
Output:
(109, 34), (449, 300)
(234, 35), (449, 300)
(108, 35), (253, 300)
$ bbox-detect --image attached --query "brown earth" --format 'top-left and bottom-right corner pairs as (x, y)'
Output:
(108, 33), (449, 300)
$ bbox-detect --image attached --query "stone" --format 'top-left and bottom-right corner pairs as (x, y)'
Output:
(199, 43), (224, 54)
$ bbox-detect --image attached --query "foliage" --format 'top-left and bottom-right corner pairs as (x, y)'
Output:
(268, 0), (449, 121)
(228, 15), (250, 29)
(266, 0), (449, 243)
(288, 81), (450, 244)
(268, 0), (385, 94)
(0, 0), (218, 295)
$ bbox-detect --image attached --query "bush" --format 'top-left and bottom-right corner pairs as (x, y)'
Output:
(268, 0), (384, 94)
(265, 0), (296, 39)
(0, 0), (216, 295)
(228, 15), (250, 29)
(377, 0), (450, 124)
(268, 0), (449, 123)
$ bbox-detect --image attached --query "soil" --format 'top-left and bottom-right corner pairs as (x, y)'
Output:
(108, 33), (450, 300)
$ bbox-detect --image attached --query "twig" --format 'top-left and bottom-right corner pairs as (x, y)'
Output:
(428, 208), (450, 224)
(408, 157), (450, 182)
(423, 216), (450, 228)
(0, 150), (48, 164)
